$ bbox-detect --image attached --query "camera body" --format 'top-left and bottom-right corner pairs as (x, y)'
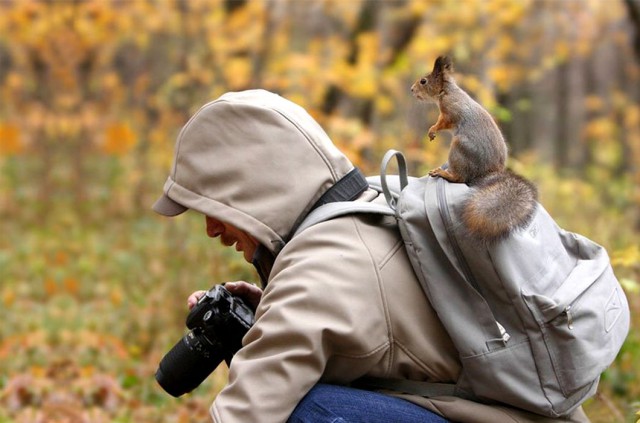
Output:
(155, 284), (255, 397)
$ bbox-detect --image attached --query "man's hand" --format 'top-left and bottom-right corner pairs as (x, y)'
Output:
(187, 281), (263, 311)
(187, 290), (207, 310)
(224, 281), (263, 310)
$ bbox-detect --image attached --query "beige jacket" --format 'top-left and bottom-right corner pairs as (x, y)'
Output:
(153, 90), (590, 423)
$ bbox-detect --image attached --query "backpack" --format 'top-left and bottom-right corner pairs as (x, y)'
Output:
(294, 149), (630, 418)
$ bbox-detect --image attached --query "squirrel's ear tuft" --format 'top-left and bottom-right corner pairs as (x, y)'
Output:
(433, 56), (453, 73)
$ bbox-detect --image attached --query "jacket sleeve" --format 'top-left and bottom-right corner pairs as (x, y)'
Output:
(210, 220), (390, 423)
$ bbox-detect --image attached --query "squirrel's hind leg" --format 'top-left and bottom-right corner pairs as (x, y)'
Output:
(428, 167), (464, 183)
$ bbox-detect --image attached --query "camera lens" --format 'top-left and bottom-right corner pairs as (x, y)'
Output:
(155, 330), (224, 397)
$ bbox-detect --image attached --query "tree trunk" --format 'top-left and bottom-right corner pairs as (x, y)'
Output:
(624, 0), (640, 62)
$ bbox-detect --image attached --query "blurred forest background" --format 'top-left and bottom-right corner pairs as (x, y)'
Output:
(1, 0), (639, 422)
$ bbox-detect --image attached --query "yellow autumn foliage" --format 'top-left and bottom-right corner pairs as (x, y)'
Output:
(102, 123), (137, 156)
(0, 123), (22, 155)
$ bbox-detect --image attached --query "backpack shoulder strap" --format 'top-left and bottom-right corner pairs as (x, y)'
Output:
(293, 150), (414, 236)
(294, 150), (412, 237)
(293, 201), (395, 237)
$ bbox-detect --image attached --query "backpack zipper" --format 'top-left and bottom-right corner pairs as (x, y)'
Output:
(435, 177), (510, 344)
(435, 177), (481, 293)
(564, 306), (574, 330)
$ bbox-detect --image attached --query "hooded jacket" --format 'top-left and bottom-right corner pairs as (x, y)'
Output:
(153, 90), (590, 423)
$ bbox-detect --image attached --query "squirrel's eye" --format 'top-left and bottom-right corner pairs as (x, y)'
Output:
(420, 78), (427, 85)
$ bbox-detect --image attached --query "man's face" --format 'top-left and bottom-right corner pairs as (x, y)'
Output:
(205, 216), (259, 263)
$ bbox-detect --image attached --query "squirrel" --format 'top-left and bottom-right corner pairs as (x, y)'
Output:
(411, 56), (538, 243)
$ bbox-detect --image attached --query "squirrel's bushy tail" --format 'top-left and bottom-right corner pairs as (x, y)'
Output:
(461, 171), (538, 243)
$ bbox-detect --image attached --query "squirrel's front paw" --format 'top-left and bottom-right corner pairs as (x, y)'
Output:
(427, 125), (437, 141)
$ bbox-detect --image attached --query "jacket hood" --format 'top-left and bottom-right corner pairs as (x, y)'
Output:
(153, 89), (354, 255)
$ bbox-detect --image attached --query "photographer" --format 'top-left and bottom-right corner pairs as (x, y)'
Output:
(152, 90), (588, 423)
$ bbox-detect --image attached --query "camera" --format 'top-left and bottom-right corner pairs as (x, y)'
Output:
(155, 284), (255, 397)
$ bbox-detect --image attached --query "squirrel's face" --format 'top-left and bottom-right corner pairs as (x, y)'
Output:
(411, 73), (441, 101)
(411, 56), (452, 101)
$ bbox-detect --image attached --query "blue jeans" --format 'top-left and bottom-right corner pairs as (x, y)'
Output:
(288, 384), (450, 423)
